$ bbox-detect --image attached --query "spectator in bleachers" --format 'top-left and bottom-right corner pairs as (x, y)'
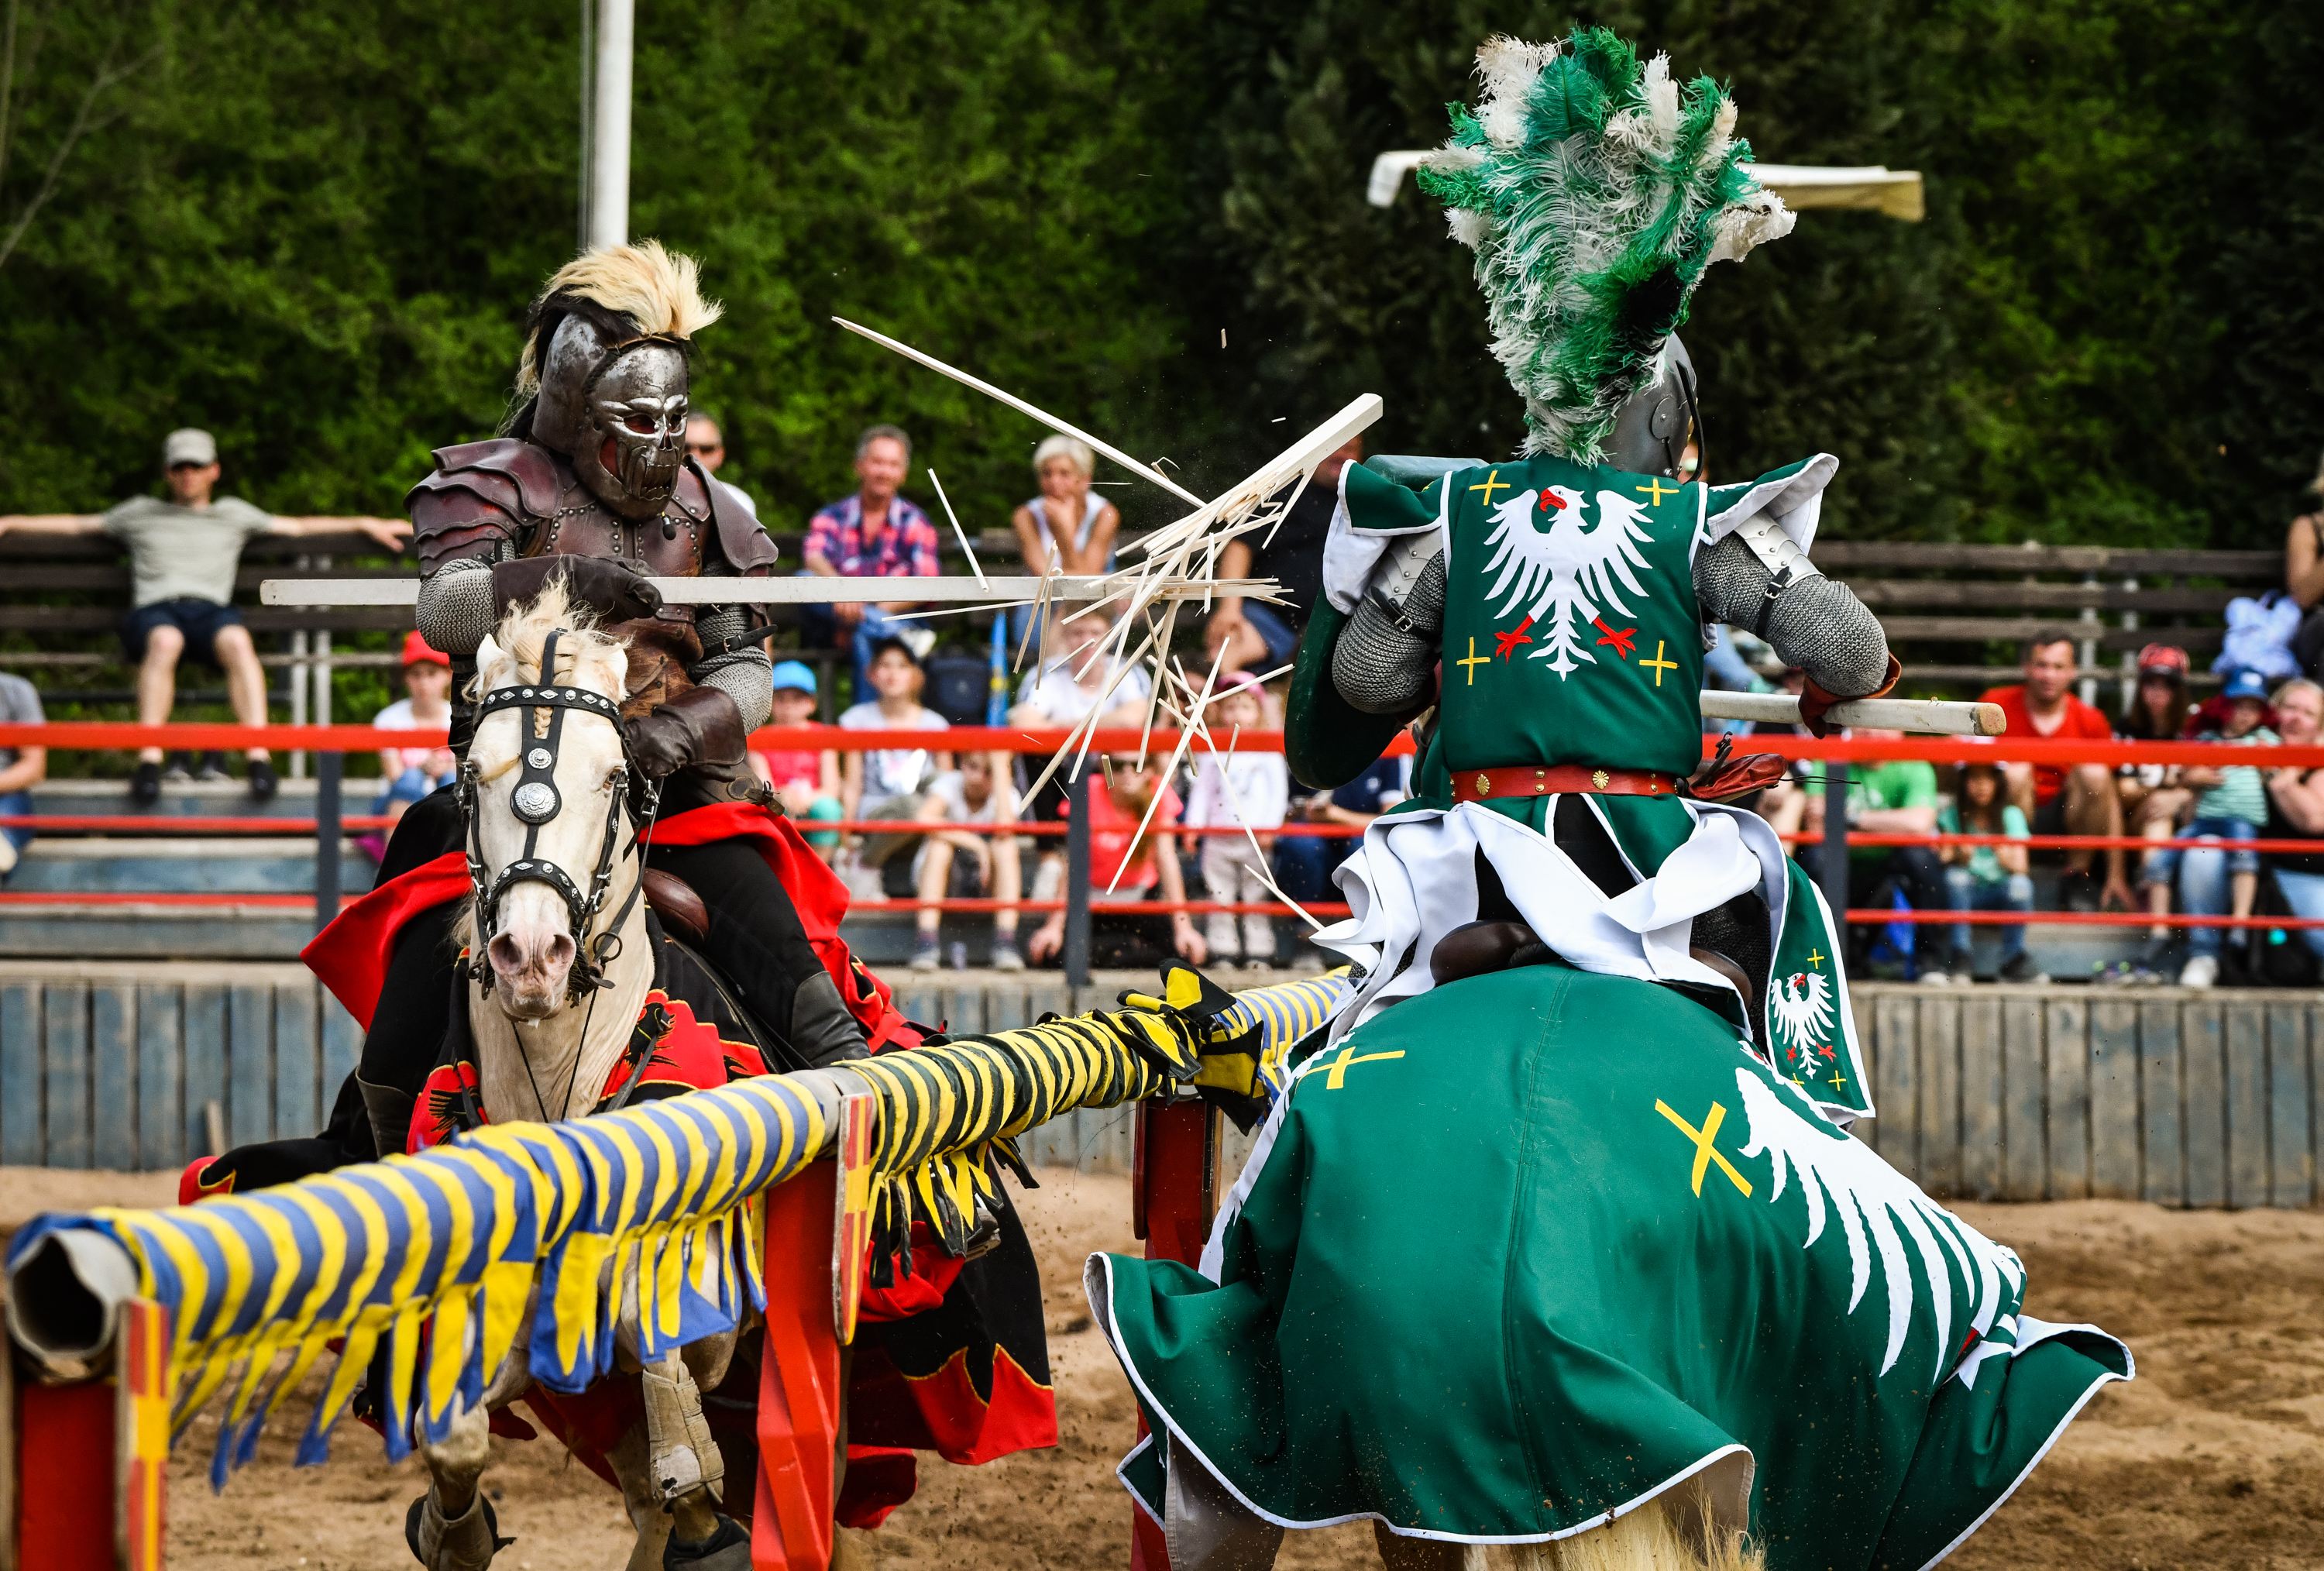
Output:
(683, 411), (765, 531)
(1274, 749), (1409, 906)
(907, 751), (1023, 972)
(1748, 665), (1813, 838)
(2115, 643), (2197, 983)
(0, 672), (47, 883)
(751, 660), (842, 858)
(2281, 450), (2324, 677)
(1980, 631), (2132, 913)
(2161, 667), (2281, 988)
(1023, 751), (1205, 969)
(2261, 677), (2324, 961)
(369, 631), (455, 834)
(800, 425), (938, 696)
(1797, 728), (1948, 976)
(1184, 672), (1288, 970)
(1012, 435), (1119, 576)
(1010, 601), (1153, 906)
(0, 428), (409, 803)
(837, 635), (951, 891)
(1204, 434), (1363, 673)
(1933, 756), (2040, 985)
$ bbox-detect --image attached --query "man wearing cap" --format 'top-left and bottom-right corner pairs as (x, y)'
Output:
(0, 428), (410, 803)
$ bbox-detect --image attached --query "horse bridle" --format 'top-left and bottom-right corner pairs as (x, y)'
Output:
(457, 627), (658, 1000)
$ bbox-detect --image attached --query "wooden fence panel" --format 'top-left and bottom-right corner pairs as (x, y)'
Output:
(1920, 997), (1961, 1197)
(2224, 1002), (2271, 1209)
(2267, 1003), (2312, 1208)
(2183, 1002), (2227, 1208)
(136, 985), (183, 1173)
(181, 985), (229, 1163)
(41, 983), (89, 1171)
(90, 984), (137, 1171)
(227, 984), (274, 1153)
(1959, 997), (2005, 1201)
(2138, 999), (2185, 1208)
(2087, 999), (2140, 1199)
(2001, 996), (2047, 1201)
(2044, 998), (2090, 1201)
(0, 980), (40, 1165)
(273, 987), (320, 1142)
(1874, 994), (1918, 1174)
(321, 995), (361, 1109)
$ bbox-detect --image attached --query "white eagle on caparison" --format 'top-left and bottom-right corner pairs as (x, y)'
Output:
(1769, 968), (1835, 1061)
(1480, 486), (1656, 676)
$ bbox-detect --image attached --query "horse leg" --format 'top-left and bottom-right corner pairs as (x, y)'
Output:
(407, 1402), (510, 1570)
(1467, 1496), (1759, 1571)
(609, 1350), (750, 1569)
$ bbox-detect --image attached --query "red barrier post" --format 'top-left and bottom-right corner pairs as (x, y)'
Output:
(754, 1163), (843, 1571)
(5, 1298), (168, 1571)
(1128, 1096), (1221, 1570)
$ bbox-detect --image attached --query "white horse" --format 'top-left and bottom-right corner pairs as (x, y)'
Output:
(408, 582), (752, 1571)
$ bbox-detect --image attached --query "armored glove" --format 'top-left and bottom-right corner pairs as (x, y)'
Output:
(490, 555), (662, 624)
(1800, 653), (1903, 739)
(622, 685), (748, 781)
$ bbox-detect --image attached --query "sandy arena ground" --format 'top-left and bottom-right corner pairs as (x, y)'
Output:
(6, 1167), (2322, 1569)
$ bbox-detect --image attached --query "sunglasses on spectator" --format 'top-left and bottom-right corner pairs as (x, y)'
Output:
(686, 442), (721, 455)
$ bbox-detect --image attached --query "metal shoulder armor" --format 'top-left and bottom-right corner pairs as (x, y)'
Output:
(404, 438), (566, 572)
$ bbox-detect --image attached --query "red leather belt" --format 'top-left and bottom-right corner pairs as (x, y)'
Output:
(1452, 764), (1683, 804)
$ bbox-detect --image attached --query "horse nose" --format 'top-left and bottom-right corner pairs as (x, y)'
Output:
(488, 923), (576, 1007)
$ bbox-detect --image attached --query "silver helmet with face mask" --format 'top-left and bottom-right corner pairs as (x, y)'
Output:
(513, 242), (724, 521)
(1604, 335), (1701, 481)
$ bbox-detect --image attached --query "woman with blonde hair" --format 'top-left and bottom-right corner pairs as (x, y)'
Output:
(1010, 434), (1119, 576)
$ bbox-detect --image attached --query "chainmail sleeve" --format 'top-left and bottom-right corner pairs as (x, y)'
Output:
(1333, 549), (1446, 714)
(1693, 532), (1890, 699)
(415, 558), (496, 658)
(687, 602), (772, 733)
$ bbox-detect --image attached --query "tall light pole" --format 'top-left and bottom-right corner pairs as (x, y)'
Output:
(578, 0), (633, 252)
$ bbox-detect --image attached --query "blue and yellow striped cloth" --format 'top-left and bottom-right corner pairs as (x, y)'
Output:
(3, 972), (1353, 1483)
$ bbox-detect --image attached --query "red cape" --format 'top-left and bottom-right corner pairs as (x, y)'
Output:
(303, 801), (908, 1045)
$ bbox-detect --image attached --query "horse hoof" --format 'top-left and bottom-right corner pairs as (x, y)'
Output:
(663, 1512), (751, 1570)
(404, 1490), (513, 1570)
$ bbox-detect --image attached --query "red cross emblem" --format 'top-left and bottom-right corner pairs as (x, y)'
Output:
(1591, 617), (1637, 658)
(1494, 616), (1535, 660)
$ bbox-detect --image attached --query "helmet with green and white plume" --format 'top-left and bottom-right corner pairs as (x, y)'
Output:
(1417, 30), (1794, 464)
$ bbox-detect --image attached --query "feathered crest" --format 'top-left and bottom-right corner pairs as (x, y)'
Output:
(514, 240), (724, 398)
(1417, 31), (1794, 462)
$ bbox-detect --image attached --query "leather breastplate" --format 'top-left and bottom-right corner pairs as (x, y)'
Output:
(524, 479), (719, 715)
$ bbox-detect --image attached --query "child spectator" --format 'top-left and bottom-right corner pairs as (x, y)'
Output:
(1798, 729), (1947, 977)
(2115, 644), (2195, 982)
(838, 637), (951, 889)
(0, 672), (46, 882)
(908, 751), (1022, 971)
(1933, 758), (2040, 985)
(1184, 673), (1289, 970)
(369, 633), (456, 836)
(1010, 603), (1152, 910)
(2157, 667), (2280, 988)
(1024, 754), (1205, 969)
(752, 660), (843, 857)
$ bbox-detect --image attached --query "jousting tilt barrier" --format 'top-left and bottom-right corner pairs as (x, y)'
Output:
(0, 968), (1349, 1571)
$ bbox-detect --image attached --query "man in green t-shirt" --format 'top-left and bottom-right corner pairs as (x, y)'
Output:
(0, 428), (407, 802)
(1800, 729), (1946, 951)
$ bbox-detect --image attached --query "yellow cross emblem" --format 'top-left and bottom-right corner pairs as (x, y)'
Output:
(1655, 1099), (1754, 1198)
(1805, 949), (1824, 969)
(1640, 640), (1679, 687)
(1635, 476), (1683, 506)
(1310, 1043), (1406, 1090)
(1468, 469), (1511, 507)
(1456, 638), (1490, 686)
(1828, 1070), (1850, 1097)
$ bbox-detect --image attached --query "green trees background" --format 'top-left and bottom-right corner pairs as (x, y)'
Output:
(2, 0), (2319, 552)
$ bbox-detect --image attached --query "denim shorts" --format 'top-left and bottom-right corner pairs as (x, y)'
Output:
(120, 598), (244, 666)
(1239, 600), (1301, 669)
(2144, 815), (2260, 885)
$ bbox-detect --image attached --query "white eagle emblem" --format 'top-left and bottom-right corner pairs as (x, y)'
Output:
(1768, 968), (1834, 1063)
(1479, 486), (1656, 676)
(1735, 1069), (2023, 1383)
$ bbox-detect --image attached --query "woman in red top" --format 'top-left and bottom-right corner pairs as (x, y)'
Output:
(1023, 754), (1207, 968)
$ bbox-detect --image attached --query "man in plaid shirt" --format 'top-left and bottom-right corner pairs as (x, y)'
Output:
(800, 423), (940, 695)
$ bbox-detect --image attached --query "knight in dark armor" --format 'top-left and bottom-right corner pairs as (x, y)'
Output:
(332, 242), (868, 1163)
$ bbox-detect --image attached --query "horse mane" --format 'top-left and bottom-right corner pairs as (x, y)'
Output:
(471, 578), (628, 699)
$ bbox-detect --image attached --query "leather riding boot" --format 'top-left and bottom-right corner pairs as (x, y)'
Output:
(404, 1487), (510, 1571)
